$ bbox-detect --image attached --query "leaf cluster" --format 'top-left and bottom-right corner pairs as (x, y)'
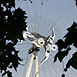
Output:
(54, 22), (77, 72)
(0, 0), (27, 76)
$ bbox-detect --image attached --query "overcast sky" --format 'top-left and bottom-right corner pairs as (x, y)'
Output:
(11, 0), (77, 77)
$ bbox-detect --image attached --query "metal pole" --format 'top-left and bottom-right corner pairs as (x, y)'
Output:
(35, 53), (39, 77)
(26, 53), (34, 77)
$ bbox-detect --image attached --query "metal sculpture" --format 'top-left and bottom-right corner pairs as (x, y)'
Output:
(22, 25), (57, 66)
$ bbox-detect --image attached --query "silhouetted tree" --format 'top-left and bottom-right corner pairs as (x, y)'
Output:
(75, 0), (77, 6)
(0, 0), (27, 77)
(54, 22), (77, 73)
(0, 0), (77, 77)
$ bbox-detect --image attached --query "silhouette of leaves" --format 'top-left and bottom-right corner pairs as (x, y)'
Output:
(64, 52), (77, 72)
(62, 74), (65, 77)
(0, 0), (15, 7)
(54, 46), (71, 62)
(64, 22), (77, 48)
(0, 0), (27, 76)
(54, 22), (77, 72)
(2, 70), (12, 77)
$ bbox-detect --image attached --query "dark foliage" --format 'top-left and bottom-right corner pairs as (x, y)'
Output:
(0, 0), (27, 76)
(0, 0), (15, 7)
(62, 74), (65, 77)
(74, 0), (77, 6)
(65, 22), (77, 48)
(54, 22), (77, 71)
(64, 52), (77, 72)
(54, 46), (71, 62)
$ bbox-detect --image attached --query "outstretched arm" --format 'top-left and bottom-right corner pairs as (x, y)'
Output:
(50, 26), (55, 40)
(40, 43), (51, 66)
(40, 50), (50, 66)
(46, 27), (55, 44)
(40, 43), (57, 66)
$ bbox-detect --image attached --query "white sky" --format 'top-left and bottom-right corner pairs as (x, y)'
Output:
(11, 0), (77, 77)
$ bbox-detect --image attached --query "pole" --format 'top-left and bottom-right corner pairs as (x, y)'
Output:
(26, 53), (34, 77)
(26, 51), (39, 77)
(35, 52), (39, 77)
